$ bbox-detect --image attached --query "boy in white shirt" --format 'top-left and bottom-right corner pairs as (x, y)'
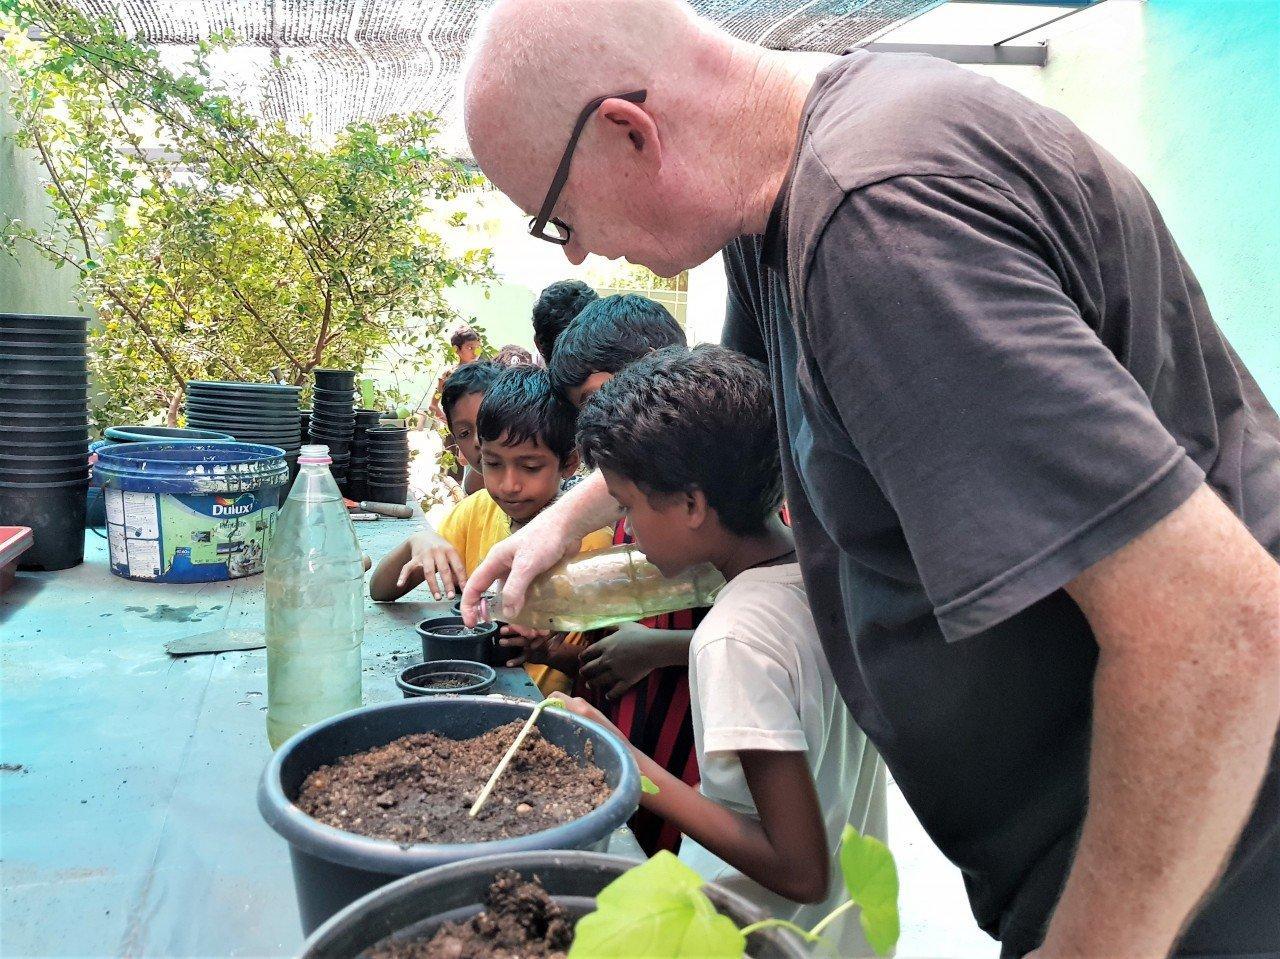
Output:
(556, 344), (887, 955)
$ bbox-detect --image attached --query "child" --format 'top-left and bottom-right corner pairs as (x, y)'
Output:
(546, 291), (698, 854)
(370, 365), (614, 694)
(439, 360), (501, 496)
(562, 345), (887, 956)
(532, 278), (598, 364)
(548, 292), (686, 408)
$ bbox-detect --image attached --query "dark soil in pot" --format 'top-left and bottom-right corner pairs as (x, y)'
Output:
(364, 870), (569, 959)
(295, 722), (608, 845)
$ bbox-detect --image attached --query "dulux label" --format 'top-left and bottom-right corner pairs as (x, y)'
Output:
(211, 493), (256, 517)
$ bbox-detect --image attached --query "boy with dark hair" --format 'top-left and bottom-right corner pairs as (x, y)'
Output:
(532, 278), (598, 364)
(548, 293), (686, 407)
(371, 365), (614, 693)
(562, 345), (885, 954)
(439, 360), (502, 487)
(448, 324), (482, 363)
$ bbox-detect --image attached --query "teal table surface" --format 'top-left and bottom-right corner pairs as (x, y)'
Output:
(0, 519), (597, 957)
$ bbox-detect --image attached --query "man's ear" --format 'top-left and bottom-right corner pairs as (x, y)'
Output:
(595, 98), (662, 171)
(560, 449), (581, 478)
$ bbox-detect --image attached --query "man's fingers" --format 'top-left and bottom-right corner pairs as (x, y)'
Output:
(608, 679), (633, 700)
(462, 545), (514, 626)
(578, 644), (605, 664)
(505, 654), (527, 667)
(579, 657), (608, 683)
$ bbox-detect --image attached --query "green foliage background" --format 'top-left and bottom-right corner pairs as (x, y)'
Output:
(0, 0), (493, 428)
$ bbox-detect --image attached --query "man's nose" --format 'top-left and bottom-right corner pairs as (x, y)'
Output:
(563, 240), (587, 266)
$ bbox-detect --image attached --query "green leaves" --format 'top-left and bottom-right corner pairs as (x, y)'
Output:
(838, 826), (900, 956)
(569, 852), (745, 959)
(640, 775), (660, 795)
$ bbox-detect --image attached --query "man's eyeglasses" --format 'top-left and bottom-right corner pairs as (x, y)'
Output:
(528, 89), (648, 246)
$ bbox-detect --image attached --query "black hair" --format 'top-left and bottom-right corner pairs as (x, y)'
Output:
(548, 293), (686, 399)
(450, 325), (481, 350)
(532, 279), (598, 363)
(441, 360), (501, 430)
(577, 344), (782, 536)
(477, 364), (578, 465)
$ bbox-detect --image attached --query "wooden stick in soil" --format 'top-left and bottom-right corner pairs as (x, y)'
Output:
(469, 698), (560, 818)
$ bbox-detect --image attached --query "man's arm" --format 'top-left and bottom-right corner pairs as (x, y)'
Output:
(1034, 485), (1280, 958)
(461, 470), (621, 623)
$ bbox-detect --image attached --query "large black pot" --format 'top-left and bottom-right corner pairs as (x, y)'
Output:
(0, 477), (89, 570)
(299, 850), (809, 959)
(258, 696), (641, 934)
(7, 410), (89, 428)
(0, 352), (87, 370)
(0, 312), (88, 329)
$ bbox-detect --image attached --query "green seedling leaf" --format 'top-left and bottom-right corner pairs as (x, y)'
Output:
(640, 775), (660, 795)
(570, 852), (744, 958)
(838, 826), (900, 956)
(541, 697), (566, 710)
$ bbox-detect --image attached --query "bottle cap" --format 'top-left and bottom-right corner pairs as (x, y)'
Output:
(298, 443), (332, 465)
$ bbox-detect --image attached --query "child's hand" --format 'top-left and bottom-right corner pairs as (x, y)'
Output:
(579, 623), (673, 700)
(499, 624), (571, 667)
(397, 532), (466, 600)
(549, 693), (624, 739)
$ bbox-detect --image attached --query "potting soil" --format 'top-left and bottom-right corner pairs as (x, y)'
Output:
(414, 674), (476, 690)
(295, 722), (608, 843)
(362, 870), (572, 959)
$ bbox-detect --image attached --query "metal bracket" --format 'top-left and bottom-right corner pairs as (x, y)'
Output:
(862, 41), (1048, 66)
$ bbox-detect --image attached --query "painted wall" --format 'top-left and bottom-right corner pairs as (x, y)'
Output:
(0, 75), (91, 318)
(971, 0), (1279, 403)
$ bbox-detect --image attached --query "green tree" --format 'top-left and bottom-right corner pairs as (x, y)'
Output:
(0, 0), (492, 427)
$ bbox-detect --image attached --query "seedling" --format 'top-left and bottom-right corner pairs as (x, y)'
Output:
(568, 825), (900, 958)
(469, 698), (565, 817)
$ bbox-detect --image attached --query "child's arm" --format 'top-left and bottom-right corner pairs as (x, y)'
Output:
(554, 695), (831, 904)
(578, 623), (694, 699)
(369, 529), (467, 602)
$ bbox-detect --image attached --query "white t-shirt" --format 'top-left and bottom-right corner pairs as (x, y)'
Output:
(680, 563), (887, 957)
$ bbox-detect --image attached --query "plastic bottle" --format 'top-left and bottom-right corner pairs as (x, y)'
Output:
(265, 444), (365, 749)
(483, 544), (725, 632)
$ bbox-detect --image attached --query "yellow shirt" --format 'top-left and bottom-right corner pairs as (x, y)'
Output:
(437, 490), (614, 695)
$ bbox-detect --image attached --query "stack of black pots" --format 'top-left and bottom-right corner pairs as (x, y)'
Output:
(184, 381), (301, 475)
(364, 427), (410, 505)
(347, 408), (383, 502)
(0, 313), (90, 571)
(308, 370), (356, 492)
(299, 408), (312, 445)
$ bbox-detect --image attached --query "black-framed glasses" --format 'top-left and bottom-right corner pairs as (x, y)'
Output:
(528, 89), (648, 246)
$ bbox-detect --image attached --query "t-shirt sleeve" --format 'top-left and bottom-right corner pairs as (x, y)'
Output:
(801, 174), (1204, 641)
(693, 632), (807, 755)
(435, 497), (470, 558)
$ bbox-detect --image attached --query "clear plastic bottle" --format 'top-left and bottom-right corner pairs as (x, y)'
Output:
(483, 544), (725, 632)
(265, 444), (364, 749)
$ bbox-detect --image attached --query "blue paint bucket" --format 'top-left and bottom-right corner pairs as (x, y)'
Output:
(92, 442), (288, 583)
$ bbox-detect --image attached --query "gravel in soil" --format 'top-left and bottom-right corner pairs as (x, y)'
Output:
(295, 722), (608, 844)
(412, 674), (478, 690)
(362, 870), (572, 959)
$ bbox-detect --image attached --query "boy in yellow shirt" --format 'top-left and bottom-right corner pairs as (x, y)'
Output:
(371, 365), (612, 693)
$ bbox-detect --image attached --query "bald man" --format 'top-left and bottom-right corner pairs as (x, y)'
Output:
(462, 3), (1280, 957)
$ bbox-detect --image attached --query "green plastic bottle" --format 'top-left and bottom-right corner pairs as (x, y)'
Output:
(265, 445), (364, 749)
(483, 544), (725, 632)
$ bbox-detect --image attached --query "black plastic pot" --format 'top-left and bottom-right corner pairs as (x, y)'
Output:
(1, 436), (89, 454)
(0, 312), (87, 329)
(7, 410), (88, 428)
(258, 696), (641, 933)
(417, 616), (503, 665)
(313, 369), (356, 391)
(299, 850), (809, 959)
(0, 477), (89, 570)
(1, 425), (89, 444)
(184, 406), (301, 423)
(0, 368), (88, 387)
(0, 352), (87, 369)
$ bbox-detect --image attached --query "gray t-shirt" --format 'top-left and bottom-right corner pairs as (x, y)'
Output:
(722, 50), (1280, 957)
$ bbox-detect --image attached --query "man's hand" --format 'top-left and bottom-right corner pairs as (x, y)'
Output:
(397, 531), (467, 600)
(579, 624), (693, 699)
